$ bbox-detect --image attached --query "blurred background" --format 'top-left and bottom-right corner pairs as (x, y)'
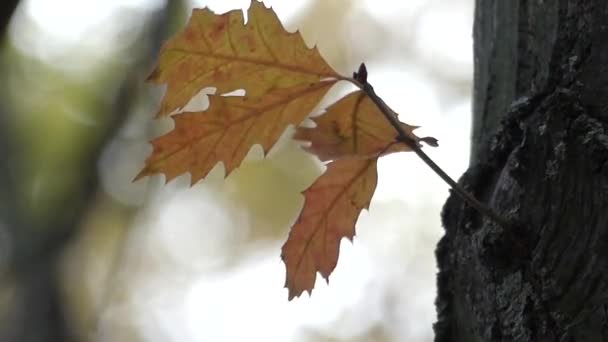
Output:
(0, 0), (473, 341)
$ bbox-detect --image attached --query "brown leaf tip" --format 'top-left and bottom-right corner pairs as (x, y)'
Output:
(287, 288), (309, 301)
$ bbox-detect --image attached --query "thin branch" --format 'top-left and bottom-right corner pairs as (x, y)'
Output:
(92, 1), (187, 337)
(347, 63), (509, 228)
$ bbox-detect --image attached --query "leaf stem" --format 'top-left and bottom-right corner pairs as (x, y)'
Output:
(346, 63), (509, 228)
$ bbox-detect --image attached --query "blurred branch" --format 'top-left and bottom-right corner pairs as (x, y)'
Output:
(0, 0), (185, 341)
(0, 0), (19, 38)
(0, 0), (19, 246)
(0, 0), (68, 339)
(93, 0), (188, 337)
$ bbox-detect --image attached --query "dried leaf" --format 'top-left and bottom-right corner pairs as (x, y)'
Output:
(295, 90), (420, 160)
(148, 1), (339, 117)
(281, 157), (378, 299)
(283, 92), (434, 299)
(136, 81), (334, 183)
(138, 1), (438, 300)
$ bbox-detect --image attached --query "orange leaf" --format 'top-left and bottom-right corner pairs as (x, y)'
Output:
(281, 157), (378, 299)
(139, 1), (439, 300)
(136, 81), (335, 183)
(295, 90), (419, 161)
(148, 1), (339, 117)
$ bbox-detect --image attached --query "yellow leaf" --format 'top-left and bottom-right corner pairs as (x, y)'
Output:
(295, 90), (419, 161)
(136, 81), (335, 183)
(281, 157), (378, 299)
(138, 1), (439, 301)
(148, 1), (339, 117)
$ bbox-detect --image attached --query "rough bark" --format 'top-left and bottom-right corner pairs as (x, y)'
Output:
(435, 1), (608, 341)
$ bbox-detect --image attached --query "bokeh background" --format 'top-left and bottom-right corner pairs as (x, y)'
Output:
(0, 0), (473, 341)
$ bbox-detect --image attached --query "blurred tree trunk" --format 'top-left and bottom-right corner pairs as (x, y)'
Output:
(435, 1), (608, 341)
(0, 1), (184, 341)
(0, 0), (19, 37)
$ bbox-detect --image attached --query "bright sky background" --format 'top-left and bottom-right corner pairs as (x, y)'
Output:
(11, 0), (474, 341)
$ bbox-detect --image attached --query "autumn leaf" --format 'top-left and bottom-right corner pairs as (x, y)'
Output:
(281, 90), (428, 299)
(139, 1), (341, 182)
(295, 90), (420, 161)
(148, 1), (339, 117)
(138, 0), (439, 300)
(281, 157), (378, 299)
(135, 81), (334, 183)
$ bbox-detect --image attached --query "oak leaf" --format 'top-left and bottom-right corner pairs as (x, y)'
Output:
(148, 1), (339, 117)
(295, 90), (419, 161)
(281, 157), (378, 300)
(279, 89), (430, 298)
(138, 0), (437, 300)
(136, 82), (334, 183)
(139, 1), (340, 182)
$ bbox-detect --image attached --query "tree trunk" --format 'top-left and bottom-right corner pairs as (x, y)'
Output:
(435, 1), (608, 341)
(0, 2), (182, 341)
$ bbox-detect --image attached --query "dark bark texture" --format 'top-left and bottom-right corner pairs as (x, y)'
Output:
(435, 1), (608, 341)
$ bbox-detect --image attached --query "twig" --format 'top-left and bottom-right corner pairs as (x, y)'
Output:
(347, 63), (509, 228)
